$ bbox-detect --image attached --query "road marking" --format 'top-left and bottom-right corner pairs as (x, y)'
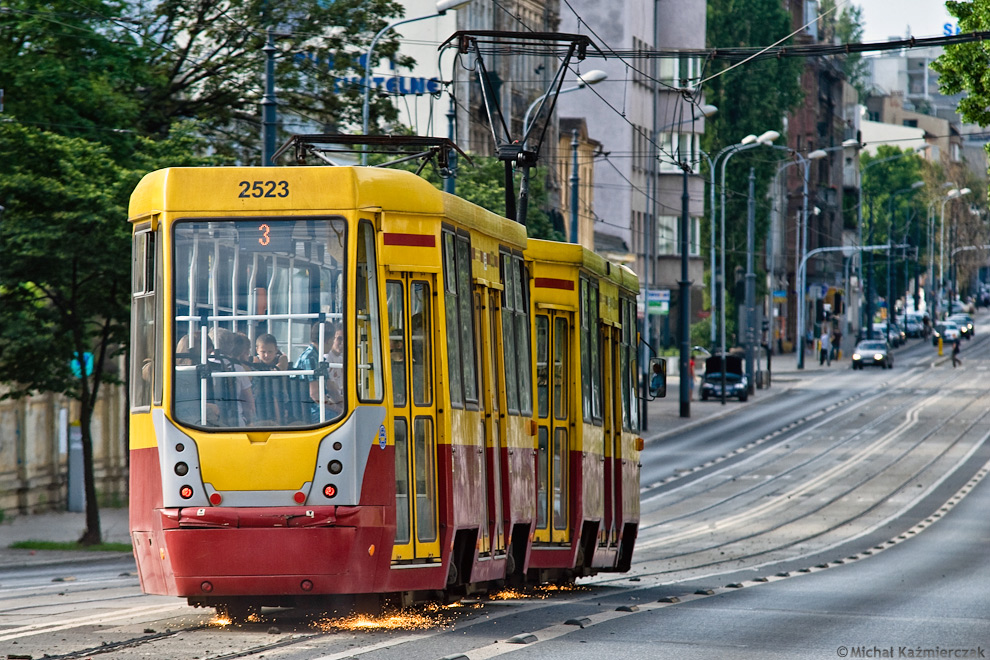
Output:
(0, 603), (182, 642)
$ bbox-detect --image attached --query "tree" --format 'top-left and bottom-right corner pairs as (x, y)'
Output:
(702, 0), (804, 334)
(129, 0), (409, 160)
(0, 0), (149, 159)
(932, 1), (990, 127)
(820, 0), (870, 100)
(0, 121), (222, 544)
(0, 0), (411, 163)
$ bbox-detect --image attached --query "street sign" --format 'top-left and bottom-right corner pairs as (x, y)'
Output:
(647, 289), (670, 316)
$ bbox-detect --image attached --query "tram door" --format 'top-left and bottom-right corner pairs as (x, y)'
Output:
(601, 323), (619, 548)
(535, 311), (571, 544)
(475, 288), (506, 556)
(387, 276), (440, 562)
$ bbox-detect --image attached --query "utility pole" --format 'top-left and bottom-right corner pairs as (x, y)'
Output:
(262, 29), (278, 167)
(570, 129), (580, 243)
(866, 200), (874, 339)
(745, 168), (756, 394)
(679, 166), (691, 418)
(445, 97), (456, 194)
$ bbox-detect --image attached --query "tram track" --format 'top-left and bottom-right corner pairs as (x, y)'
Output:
(641, 372), (959, 526)
(622, 350), (990, 581)
(5, 336), (987, 659)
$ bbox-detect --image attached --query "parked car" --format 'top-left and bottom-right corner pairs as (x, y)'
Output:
(947, 314), (974, 339)
(700, 355), (748, 402)
(933, 321), (961, 346)
(852, 340), (893, 370)
(903, 313), (925, 338)
(872, 322), (904, 347)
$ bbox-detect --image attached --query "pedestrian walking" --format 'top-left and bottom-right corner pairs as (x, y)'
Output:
(952, 338), (962, 368)
(819, 331), (831, 366)
(688, 355), (696, 400)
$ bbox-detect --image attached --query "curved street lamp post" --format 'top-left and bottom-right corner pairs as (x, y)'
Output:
(360, 0), (472, 165)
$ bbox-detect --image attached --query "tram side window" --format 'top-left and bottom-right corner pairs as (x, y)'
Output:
(624, 298), (639, 431)
(580, 280), (591, 421)
(580, 278), (602, 423)
(513, 256), (533, 415)
(500, 253), (519, 413)
(536, 316), (549, 418)
(356, 221), (384, 402)
(620, 298), (631, 430)
(442, 230), (478, 408)
(499, 252), (533, 417)
(131, 229), (160, 409)
(455, 235), (478, 404)
(442, 233), (463, 407)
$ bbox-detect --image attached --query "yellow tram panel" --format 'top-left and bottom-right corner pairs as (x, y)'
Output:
(195, 432), (320, 491)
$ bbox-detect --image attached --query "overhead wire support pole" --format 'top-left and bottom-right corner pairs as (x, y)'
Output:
(440, 30), (602, 225)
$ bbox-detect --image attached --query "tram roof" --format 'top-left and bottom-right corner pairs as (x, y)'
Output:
(526, 238), (639, 293)
(129, 165), (527, 250)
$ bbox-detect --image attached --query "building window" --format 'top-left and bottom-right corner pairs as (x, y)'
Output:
(657, 215), (701, 256)
(659, 132), (699, 173)
(659, 56), (701, 90)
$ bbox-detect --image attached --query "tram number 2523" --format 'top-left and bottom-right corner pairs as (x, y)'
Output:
(237, 180), (290, 199)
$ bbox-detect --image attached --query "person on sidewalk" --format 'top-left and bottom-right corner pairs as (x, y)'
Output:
(952, 338), (962, 368)
(819, 330), (831, 366)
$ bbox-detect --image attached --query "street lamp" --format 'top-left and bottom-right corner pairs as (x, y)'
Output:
(521, 69), (608, 141)
(941, 187), (971, 315)
(770, 139), (858, 369)
(715, 129), (778, 403)
(360, 0), (472, 164)
(856, 144), (930, 336)
(883, 181), (924, 344)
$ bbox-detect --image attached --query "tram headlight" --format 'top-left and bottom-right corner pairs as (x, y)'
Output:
(174, 462), (189, 476)
(328, 460), (343, 474)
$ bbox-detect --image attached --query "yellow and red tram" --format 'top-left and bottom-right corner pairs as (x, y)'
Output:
(127, 164), (656, 618)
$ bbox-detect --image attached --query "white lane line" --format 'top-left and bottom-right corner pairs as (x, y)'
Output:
(0, 603), (182, 642)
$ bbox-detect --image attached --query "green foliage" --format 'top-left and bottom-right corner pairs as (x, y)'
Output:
(690, 319), (714, 352)
(376, 153), (565, 241)
(0, 0), (408, 162)
(860, 146), (927, 243)
(0, 0), (148, 159)
(703, 0), (804, 307)
(0, 123), (130, 398)
(9, 540), (132, 552)
(820, 0), (870, 100)
(0, 121), (222, 402)
(932, 2), (990, 127)
(133, 0), (408, 160)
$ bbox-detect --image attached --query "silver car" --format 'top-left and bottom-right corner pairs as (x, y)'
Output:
(852, 340), (892, 370)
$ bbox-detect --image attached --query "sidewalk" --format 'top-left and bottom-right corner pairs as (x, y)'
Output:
(0, 507), (131, 569)
(644, 347), (820, 442)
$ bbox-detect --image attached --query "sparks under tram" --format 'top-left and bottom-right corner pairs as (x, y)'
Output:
(127, 164), (660, 619)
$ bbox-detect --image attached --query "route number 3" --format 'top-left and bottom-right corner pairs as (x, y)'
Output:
(238, 180), (289, 198)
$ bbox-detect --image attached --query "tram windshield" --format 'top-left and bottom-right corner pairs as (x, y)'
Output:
(172, 217), (347, 429)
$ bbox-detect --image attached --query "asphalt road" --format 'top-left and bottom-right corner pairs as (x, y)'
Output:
(1, 322), (987, 659)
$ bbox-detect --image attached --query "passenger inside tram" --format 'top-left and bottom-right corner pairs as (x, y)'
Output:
(173, 334), (220, 426)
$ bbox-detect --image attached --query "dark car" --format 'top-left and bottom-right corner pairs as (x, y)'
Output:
(852, 340), (892, 370)
(700, 355), (748, 402)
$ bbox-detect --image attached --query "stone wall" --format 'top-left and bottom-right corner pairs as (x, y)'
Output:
(0, 381), (127, 519)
